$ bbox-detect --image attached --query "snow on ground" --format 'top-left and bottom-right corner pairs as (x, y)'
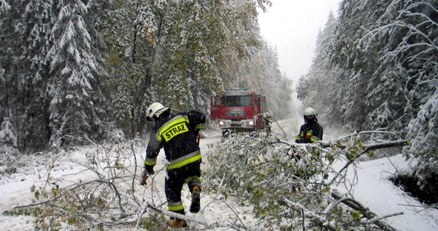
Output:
(0, 150), (90, 230)
(0, 130), (260, 231)
(335, 154), (438, 231)
(0, 119), (438, 230)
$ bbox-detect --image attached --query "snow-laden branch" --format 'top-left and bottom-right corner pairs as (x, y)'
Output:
(205, 131), (408, 230)
(359, 0), (438, 56)
(336, 130), (399, 141)
(360, 21), (438, 54)
(331, 191), (401, 231)
(366, 212), (404, 225)
(135, 201), (265, 231)
(289, 192), (402, 231)
(326, 140), (409, 185)
(403, 1), (438, 21)
(282, 198), (336, 230)
(0, 0), (10, 12)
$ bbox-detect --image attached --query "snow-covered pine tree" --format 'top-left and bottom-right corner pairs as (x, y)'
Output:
(15, 0), (55, 150)
(336, 0), (438, 190)
(0, 1), (13, 125)
(330, 0), (391, 129)
(0, 117), (18, 155)
(45, 0), (107, 148)
(384, 0), (438, 190)
(0, 68), (6, 121)
(0, 1), (28, 149)
(406, 87), (438, 190)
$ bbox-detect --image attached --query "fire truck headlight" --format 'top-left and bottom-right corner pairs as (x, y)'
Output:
(249, 120), (254, 126)
(219, 120), (224, 126)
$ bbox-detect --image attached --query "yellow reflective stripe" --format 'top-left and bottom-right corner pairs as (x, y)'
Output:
(169, 150), (200, 165)
(155, 131), (161, 142)
(310, 136), (320, 143)
(157, 116), (190, 142)
(168, 202), (184, 212)
(144, 158), (156, 166)
(168, 151), (202, 170)
(159, 116), (189, 135)
(196, 123), (206, 129)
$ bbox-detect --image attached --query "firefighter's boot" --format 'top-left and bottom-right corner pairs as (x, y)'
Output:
(167, 219), (187, 229)
(190, 185), (201, 213)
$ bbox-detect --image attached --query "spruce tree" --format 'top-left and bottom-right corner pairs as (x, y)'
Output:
(45, 0), (106, 148)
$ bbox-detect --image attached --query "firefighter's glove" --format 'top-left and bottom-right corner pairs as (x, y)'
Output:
(140, 170), (149, 186)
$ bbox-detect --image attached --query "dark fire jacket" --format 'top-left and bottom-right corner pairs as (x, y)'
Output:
(144, 110), (206, 173)
(295, 121), (323, 143)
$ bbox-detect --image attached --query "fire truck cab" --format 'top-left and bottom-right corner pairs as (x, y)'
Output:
(210, 89), (269, 136)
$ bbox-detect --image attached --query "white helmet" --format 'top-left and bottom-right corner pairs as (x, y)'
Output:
(146, 102), (169, 121)
(304, 107), (317, 116)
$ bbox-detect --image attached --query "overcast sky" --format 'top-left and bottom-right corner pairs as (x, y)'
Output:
(258, 0), (341, 86)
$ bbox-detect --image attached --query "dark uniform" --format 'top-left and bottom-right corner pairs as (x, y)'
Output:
(144, 110), (206, 216)
(295, 121), (323, 143)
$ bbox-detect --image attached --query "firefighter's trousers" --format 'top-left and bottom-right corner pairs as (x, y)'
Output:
(165, 161), (201, 215)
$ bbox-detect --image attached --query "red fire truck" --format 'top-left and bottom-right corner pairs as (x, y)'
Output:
(210, 89), (270, 136)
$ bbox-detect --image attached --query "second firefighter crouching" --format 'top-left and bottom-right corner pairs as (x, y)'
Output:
(295, 107), (323, 143)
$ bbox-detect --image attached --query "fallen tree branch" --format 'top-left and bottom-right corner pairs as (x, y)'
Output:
(326, 140), (409, 185)
(137, 202), (265, 231)
(362, 140), (409, 152)
(281, 198), (336, 230)
(11, 178), (117, 210)
(331, 191), (401, 231)
(367, 212), (404, 224)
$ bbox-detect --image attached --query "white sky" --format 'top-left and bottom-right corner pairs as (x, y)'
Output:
(258, 0), (342, 85)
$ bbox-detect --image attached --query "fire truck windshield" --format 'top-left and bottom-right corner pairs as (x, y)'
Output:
(223, 95), (251, 107)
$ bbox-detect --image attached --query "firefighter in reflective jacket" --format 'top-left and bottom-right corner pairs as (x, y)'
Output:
(295, 107), (323, 143)
(141, 102), (206, 228)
